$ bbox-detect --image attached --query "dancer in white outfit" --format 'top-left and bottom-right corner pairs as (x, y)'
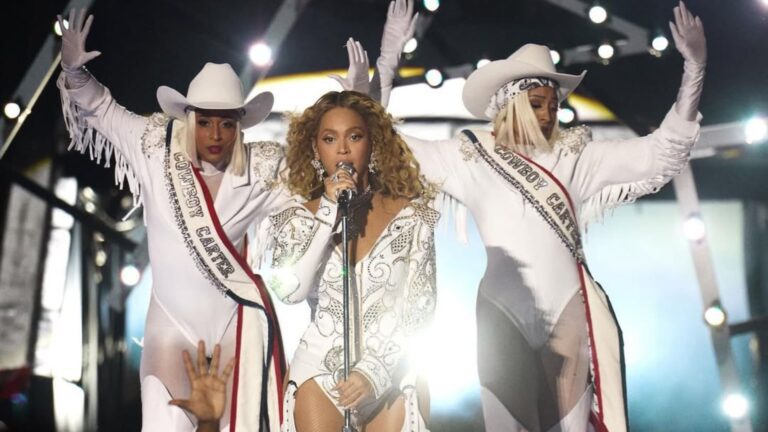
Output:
(57, 10), (289, 431)
(265, 91), (436, 431)
(367, 1), (706, 431)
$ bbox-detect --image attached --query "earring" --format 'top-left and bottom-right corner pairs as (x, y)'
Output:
(368, 152), (377, 175)
(311, 158), (326, 182)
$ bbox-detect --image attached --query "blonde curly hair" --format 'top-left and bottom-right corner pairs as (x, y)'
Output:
(283, 91), (429, 201)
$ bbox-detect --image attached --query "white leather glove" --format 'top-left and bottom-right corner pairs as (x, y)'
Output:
(329, 38), (370, 94)
(57, 9), (101, 88)
(669, 1), (706, 121)
(375, 0), (419, 106)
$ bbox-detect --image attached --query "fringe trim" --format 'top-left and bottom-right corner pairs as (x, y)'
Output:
(579, 132), (693, 231)
(58, 74), (143, 207)
(434, 192), (469, 246)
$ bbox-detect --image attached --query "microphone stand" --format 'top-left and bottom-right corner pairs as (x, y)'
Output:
(338, 190), (356, 432)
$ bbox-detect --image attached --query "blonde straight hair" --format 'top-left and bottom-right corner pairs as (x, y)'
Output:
(181, 111), (247, 176)
(492, 90), (560, 156)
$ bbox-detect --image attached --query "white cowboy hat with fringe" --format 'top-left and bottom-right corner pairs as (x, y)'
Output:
(463, 43), (586, 120)
(157, 63), (273, 128)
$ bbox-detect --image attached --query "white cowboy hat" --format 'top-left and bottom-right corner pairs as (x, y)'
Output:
(156, 63), (273, 128)
(462, 44), (586, 120)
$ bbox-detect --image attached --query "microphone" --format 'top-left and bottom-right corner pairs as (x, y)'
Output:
(335, 161), (357, 204)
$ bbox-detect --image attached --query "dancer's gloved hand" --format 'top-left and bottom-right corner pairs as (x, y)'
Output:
(57, 9), (101, 88)
(329, 38), (370, 94)
(334, 371), (374, 409)
(169, 341), (235, 432)
(669, 1), (706, 65)
(375, 0), (419, 106)
(669, 1), (706, 121)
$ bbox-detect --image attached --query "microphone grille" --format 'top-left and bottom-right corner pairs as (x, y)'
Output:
(336, 161), (356, 175)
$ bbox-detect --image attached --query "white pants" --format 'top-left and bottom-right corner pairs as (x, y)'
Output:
(139, 292), (237, 432)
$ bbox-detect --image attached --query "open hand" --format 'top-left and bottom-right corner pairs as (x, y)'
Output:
(168, 341), (235, 425)
(379, 0), (419, 68)
(669, 1), (706, 64)
(57, 9), (101, 72)
(329, 38), (370, 93)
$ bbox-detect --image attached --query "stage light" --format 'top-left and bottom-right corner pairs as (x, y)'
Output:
(425, 69), (444, 88)
(4, 101), (21, 120)
(588, 5), (608, 24)
(558, 107), (576, 124)
(744, 116), (767, 144)
(248, 42), (272, 67)
(597, 43), (615, 60)
(82, 186), (96, 200)
(54, 18), (69, 36)
(703, 302), (727, 328)
(722, 393), (749, 419)
(652, 35), (669, 52)
(403, 38), (418, 54)
(550, 49), (561, 65)
(120, 264), (141, 287)
(95, 250), (108, 267)
(423, 0), (440, 12)
(476, 58), (491, 69)
(682, 213), (706, 241)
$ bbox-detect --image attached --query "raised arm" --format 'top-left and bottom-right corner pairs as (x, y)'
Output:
(57, 9), (151, 197)
(574, 2), (705, 220)
(403, 133), (477, 202)
(374, 0), (418, 107)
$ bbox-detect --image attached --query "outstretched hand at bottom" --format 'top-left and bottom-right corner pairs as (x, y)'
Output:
(169, 341), (235, 430)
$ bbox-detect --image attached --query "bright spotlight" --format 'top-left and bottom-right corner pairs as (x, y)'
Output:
(423, 0), (440, 12)
(120, 265), (141, 287)
(4, 102), (21, 120)
(703, 302), (727, 328)
(476, 58), (491, 69)
(403, 38), (418, 54)
(558, 107), (575, 124)
(682, 214), (706, 241)
(597, 43), (615, 60)
(54, 19), (69, 36)
(550, 49), (561, 65)
(744, 117), (768, 144)
(588, 5), (608, 24)
(652, 36), (669, 52)
(248, 42), (272, 67)
(425, 69), (444, 88)
(722, 393), (749, 419)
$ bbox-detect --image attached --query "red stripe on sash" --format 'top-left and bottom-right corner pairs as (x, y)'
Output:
(578, 265), (605, 425)
(230, 304), (244, 431)
(191, 167), (286, 423)
(515, 151), (607, 426)
(590, 411), (610, 432)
